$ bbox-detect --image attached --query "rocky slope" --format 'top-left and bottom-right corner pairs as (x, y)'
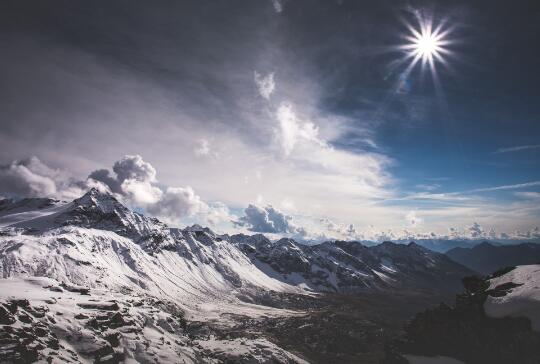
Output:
(384, 265), (540, 364)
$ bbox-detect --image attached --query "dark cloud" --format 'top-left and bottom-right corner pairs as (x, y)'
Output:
(88, 169), (122, 194)
(235, 204), (299, 234)
(0, 157), (57, 198)
(0, 156), (103, 200)
(112, 155), (157, 184)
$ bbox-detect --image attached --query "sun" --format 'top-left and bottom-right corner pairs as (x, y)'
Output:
(415, 32), (441, 60)
(398, 11), (453, 76)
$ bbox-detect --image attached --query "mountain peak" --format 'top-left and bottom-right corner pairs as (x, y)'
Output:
(72, 188), (124, 214)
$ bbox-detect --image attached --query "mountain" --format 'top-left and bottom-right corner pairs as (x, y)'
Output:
(383, 265), (540, 364)
(407, 239), (480, 253)
(446, 241), (540, 275)
(232, 237), (475, 294)
(0, 189), (476, 363)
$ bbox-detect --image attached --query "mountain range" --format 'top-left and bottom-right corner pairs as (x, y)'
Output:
(0, 188), (510, 363)
(446, 242), (540, 275)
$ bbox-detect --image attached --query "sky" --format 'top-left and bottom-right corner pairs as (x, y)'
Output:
(1, 0), (539, 242)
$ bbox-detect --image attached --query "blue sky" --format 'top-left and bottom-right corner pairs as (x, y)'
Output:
(0, 0), (539, 241)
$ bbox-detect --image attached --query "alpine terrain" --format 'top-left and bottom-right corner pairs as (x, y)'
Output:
(0, 189), (478, 363)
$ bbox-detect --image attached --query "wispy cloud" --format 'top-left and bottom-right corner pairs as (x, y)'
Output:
(270, 0), (283, 13)
(493, 144), (540, 154)
(514, 191), (540, 199)
(470, 181), (540, 193)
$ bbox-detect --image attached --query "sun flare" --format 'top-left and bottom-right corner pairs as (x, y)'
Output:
(399, 11), (452, 76)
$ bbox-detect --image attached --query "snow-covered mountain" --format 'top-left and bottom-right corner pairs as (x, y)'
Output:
(1, 188), (473, 297)
(0, 189), (475, 363)
(231, 236), (474, 294)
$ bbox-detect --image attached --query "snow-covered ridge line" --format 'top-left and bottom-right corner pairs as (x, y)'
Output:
(0, 188), (473, 302)
(485, 264), (540, 331)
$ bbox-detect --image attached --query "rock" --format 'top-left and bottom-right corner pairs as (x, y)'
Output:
(60, 282), (90, 295)
(0, 304), (15, 324)
(109, 312), (128, 328)
(34, 326), (49, 337)
(77, 302), (119, 311)
(385, 275), (540, 364)
(17, 312), (34, 323)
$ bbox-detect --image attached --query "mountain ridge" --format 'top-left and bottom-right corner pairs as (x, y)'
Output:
(0, 189), (478, 363)
(446, 241), (540, 275)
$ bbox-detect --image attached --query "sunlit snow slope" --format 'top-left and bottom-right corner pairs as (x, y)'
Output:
(485, 264), (540, 331)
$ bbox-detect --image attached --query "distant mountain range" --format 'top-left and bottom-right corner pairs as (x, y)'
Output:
(0, 188), (476, 363)
(446, 242), (540, 275)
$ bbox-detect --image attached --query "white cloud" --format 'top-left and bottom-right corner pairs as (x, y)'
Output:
(194, 138), (211, 157)
(88, 155), (230, 226)
(276, 102), (323, 156)
(121, 179), (162, 205)
(514, 191), (540, 199)
(470, 181), (540, 193)
(405, 210), (422, 227)
(254, 71), (275, 99)
(415, 183), (440, 191)
(147, 186), (204, 221)
(234, 203), (301, 234)
(494, 144), (540, 154)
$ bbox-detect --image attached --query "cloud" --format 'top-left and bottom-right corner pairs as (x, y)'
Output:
(270, 0), (283, 13)
(319, 217), (358, 239)
(514, 191), (540, 199)
(405, 210), (422, 227)
(415, 183), (440, 191)
(89, 155), (162, 205)
(276, 102), (322, 156)
(468, 222), (484, 238)
(0, 156), (97, 200)
(469, 181), (540, 193)
(87, 155), (230, 226)
(113, 155), (157, 184)
(88, 169), (122, 194)
(193, 138), (219, 159)
(254, 71), (275, 99)
(0, 157), (57, 197)
(121, 178), (163, 205)
(194, 139), (211, 157)
(147, 186), (204, 221)
(235, 204), (300, 234)
(494, 144), (540, 154)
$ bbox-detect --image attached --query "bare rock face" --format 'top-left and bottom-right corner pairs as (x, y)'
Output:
(0, 299), (61, 364)
(383, 269), (540, 364)
(232, 235), (475, 294)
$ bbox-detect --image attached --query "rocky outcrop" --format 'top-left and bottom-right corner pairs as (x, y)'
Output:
(382, 268), (540, 364)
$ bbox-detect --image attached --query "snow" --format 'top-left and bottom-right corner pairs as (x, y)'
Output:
(404, 354), (465, 364)
(0, 201), (67, 228)
(0, 220), (305, 325)
(0, 277), (307, 363)
(0, 190), (475, 363)
(380, 257), (397, 273)
(196, 337), (309, 364)
(484, 264), (540, 331)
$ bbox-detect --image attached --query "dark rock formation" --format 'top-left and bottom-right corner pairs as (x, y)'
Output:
(382, 271), (540, 364)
